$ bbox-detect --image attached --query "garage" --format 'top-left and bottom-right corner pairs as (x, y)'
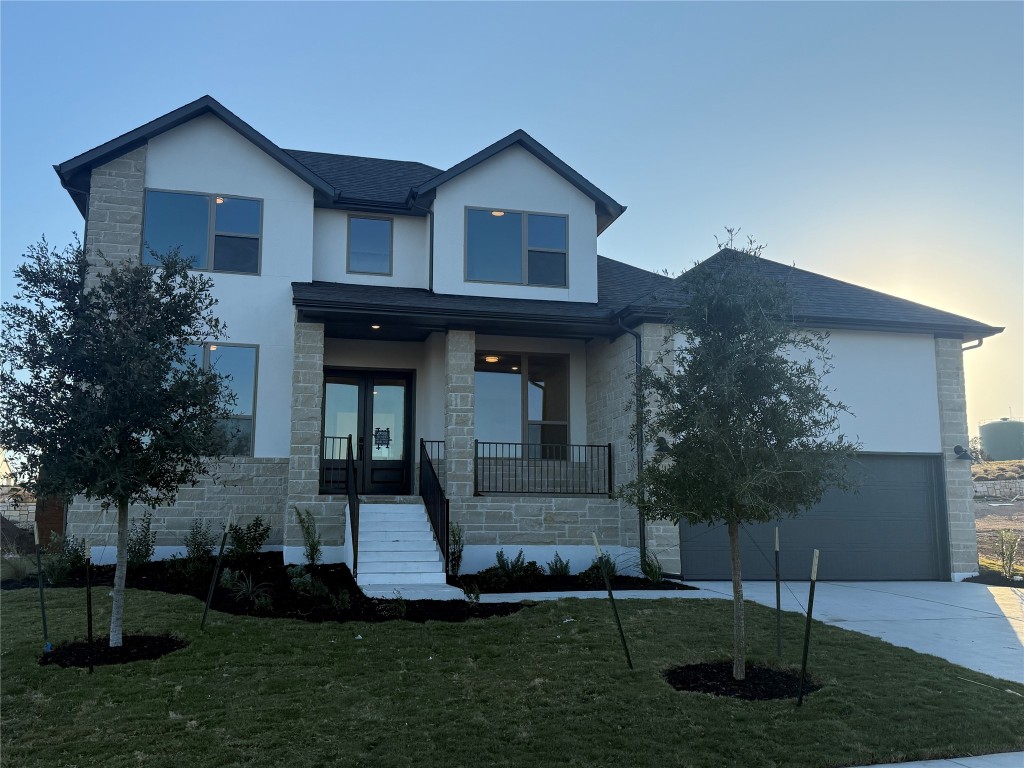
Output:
(677, 454), (949, 581)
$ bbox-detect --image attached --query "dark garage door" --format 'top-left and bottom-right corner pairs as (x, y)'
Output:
(678, 454), (948, 581)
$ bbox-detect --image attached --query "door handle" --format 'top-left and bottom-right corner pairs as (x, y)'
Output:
(357, 436), (365, 461)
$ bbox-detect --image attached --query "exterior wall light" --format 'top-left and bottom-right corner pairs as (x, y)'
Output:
(953, 444), (973, 461)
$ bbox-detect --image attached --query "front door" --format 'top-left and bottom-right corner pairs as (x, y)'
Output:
(322, 370), (413, 495)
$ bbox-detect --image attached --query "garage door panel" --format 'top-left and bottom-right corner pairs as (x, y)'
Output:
(678, 455), (946, 580)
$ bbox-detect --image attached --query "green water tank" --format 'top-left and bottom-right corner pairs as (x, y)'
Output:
(980, 418), (1024, 461)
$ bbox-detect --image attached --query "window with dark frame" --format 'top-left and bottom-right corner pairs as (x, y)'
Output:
(184, 342), (258, 456)
(466, 208), (567, 287)
(347, 216), (393, 275)
(474, 352), (569, 447)
(143, 190), (262, 274)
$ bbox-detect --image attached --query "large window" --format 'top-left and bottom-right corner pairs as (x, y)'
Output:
(143, 190), (262, 274)
(186, 343), (258, 456)
(474, 352), (569, 445)
(466, 208), (567, 287)
(347, 216), (393, 275)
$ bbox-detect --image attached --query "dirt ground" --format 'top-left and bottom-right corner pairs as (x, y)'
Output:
(974, 494), (1024, 567)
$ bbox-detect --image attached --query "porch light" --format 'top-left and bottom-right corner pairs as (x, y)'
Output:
(370, 324), (381, 330)
(209, 345), (218, 350)
(215, 197), (224, 204)
(490, 211), (504, 217)
(484, 355), (500, 363)
(511, 366), (519, 371)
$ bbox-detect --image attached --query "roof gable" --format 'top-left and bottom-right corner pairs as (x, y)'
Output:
(413, 130), (626, 234)
(54, 95), (335, 216)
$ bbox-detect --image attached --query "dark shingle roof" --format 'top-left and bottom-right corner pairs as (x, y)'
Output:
(284, 150), (442, 205)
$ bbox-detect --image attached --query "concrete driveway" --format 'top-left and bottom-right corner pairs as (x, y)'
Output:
(689, 580), (1024, 685)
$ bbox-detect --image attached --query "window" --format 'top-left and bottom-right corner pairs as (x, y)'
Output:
(347, 216), (393, 275)
(466, 208), (567, 287)
(186, 343), (258, 456)
(474, 352), (569, 445)
(143, 190), (262, 274)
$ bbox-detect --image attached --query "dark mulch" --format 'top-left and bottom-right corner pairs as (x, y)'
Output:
(4, 554), (523, 625)
(662, 661), (820, 701)
(449, 573), (697, 594)
(964, 568), (1024, 588)
(39, 633), (188, 668)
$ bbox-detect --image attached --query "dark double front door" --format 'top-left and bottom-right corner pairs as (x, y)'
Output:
(322, 370), (412, 496)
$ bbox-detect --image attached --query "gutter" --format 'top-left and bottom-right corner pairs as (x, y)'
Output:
(616, 317), (647, 563)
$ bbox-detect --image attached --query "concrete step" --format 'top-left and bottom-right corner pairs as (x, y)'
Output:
(358, 571), (448, 586)
(361, 583), (466, 600)
(360, 549), (441, 564)
(358, 559), (443, 574)
(359, 528), (435, 543)
(359, 522), (433, 536)
(359, 495), (423, 505)
(361, 538), (438, 552)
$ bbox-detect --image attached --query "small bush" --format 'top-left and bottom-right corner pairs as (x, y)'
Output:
(127, 510), (156, 567)
(184, 519), (217, 563)
(580, 554), (617, 587)
(42, 532), (87, 585)
(473, 549), (545, 591)
(220, 567), (272, 612)
(640, 550), (664, 583)
(546, 551), (571, 578)
(329, 590), (351, 613)
(287, 564), (328, 598)
(449, 522), (465, 576)
(1, 552), (35, 581)
(996, 529), (1021, 579)
(227, 517), (271, 561)
(293, 508), (322, 567)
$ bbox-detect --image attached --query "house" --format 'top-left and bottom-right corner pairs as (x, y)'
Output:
(55, 96), (1001, 584)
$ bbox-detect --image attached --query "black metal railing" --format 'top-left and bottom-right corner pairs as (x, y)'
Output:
(320, 435), (350, 494)
(423, 440), (445, 490)
(474, 441), (613, 496)
(419, 439), (449, 574)
(344, 435), (360, 577)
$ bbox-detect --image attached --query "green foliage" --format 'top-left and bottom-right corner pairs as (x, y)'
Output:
(42, 532), (87, 585)
(293, 508), (322, 567)
(640, 550), (664, 583)
(996, 529), (1021, 579)
(287, 564), (329, 599)
(184, 519), (217, 563)
(227, 517), (271, 561)
(546, 551), (571, 578)
(127, 510), (156, 567)
(474, 549), (546, 591)
(449, 521), (465, 576)
(329, 590), (351, 613)
(580, 554), (617, 587)
(378, 589), (407, 619)
(219, 568), (272, 612)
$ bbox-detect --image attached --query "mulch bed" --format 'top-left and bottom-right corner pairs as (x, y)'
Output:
(449, 574), (697, 593)
(39, 633), (188, 668)
(964, 568), (1024, 588)
(662, 661), (820, 701)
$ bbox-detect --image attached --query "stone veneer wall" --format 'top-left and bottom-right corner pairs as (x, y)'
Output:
(67, 458), (289, 549)
(84, 146), (147, 290)
(444, 330), (476, 500)
(285, 320), (345, 553)
(935, 337), (979, 577)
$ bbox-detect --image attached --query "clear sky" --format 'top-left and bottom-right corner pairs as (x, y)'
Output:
(2, 1), (1021, 435)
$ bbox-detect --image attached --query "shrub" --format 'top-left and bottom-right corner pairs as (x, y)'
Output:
(127, 510), (156, 567)
(220, 567), (272, 612)
(473, 549), (545, 591)
(287, 564), (328, 598)
(1, 552), (35, 581)
(329, 590), (351, 613)
(227, 517), (271, 561)
(641, 550), (664, 583)
(184, 519), (217, 563)
(580, 553), (617, 587)
(294, 508), (322, 567)
(449, 522), (465, 576)
(546, 551), (571, 578)
(996, 529), (1021, 579)
(42, 532), (87, 585)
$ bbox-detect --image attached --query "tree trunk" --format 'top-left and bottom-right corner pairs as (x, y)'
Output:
(727, 520), (746, 681)
(109, 498), (129, 648)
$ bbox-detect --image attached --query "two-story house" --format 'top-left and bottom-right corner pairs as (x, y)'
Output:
(55, 96), (1000, 586)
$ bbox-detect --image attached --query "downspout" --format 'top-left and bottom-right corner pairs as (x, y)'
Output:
(617, 316), (647, 564)
(427, 209), (435, 293)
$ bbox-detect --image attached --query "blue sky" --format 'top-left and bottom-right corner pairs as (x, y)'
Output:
(2, 1), (1021, 433)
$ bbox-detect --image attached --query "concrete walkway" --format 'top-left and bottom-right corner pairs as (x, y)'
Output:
(860, 754), (1023, 768)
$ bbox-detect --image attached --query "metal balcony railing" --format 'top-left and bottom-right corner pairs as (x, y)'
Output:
(474, 441), (612, 496)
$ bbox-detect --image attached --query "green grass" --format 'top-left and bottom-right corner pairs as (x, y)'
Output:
(2, 589), (1022, 768)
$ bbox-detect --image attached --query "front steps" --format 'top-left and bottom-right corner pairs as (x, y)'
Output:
(356, 499), (448, 586)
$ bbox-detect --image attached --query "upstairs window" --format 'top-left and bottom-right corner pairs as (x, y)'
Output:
(347, 216), (393, 275)
(143, 190), (262, 274)
(466, 208), (567, 287)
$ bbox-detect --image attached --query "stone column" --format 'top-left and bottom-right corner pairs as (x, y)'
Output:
(444, 330), (475, 501)
(84, 146), (147, 289)
(935, 337), (978, 579)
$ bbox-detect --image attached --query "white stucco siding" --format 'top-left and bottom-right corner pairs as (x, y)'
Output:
(145, 114), (316, 458)
(475, 335), (588, 444)
(432, 145), (599, 303)
(312, 209), (429, 288)
(322, 334), (446, 444)
(823, 330), (941, 452)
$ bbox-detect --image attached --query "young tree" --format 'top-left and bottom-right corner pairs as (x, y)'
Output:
(620, 237), (859, 681)
(0, 238), (231, 647)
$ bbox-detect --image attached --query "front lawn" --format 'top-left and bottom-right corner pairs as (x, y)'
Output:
(2, 589), (1022, 768)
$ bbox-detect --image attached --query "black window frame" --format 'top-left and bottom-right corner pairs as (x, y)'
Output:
(474, 351), (570, 445)
(464, 207), (569, 288)
(346, 215), (394, 276)
(186, 341), (259, 457)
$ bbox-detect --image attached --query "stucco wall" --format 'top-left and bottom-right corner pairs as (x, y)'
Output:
(431, 145), (599, 302)
(312, 209), (429, 288)
(145, 113), (315, 458)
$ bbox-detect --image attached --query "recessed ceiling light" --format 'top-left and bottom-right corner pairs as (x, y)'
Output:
(215, 197), (224, 204)
(484, 355), (500, 363)
(490, 211), (504, 217)
(209, 344), (218, 350)
(371, 324), (381, 330)
(511, 366), (519, 371)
